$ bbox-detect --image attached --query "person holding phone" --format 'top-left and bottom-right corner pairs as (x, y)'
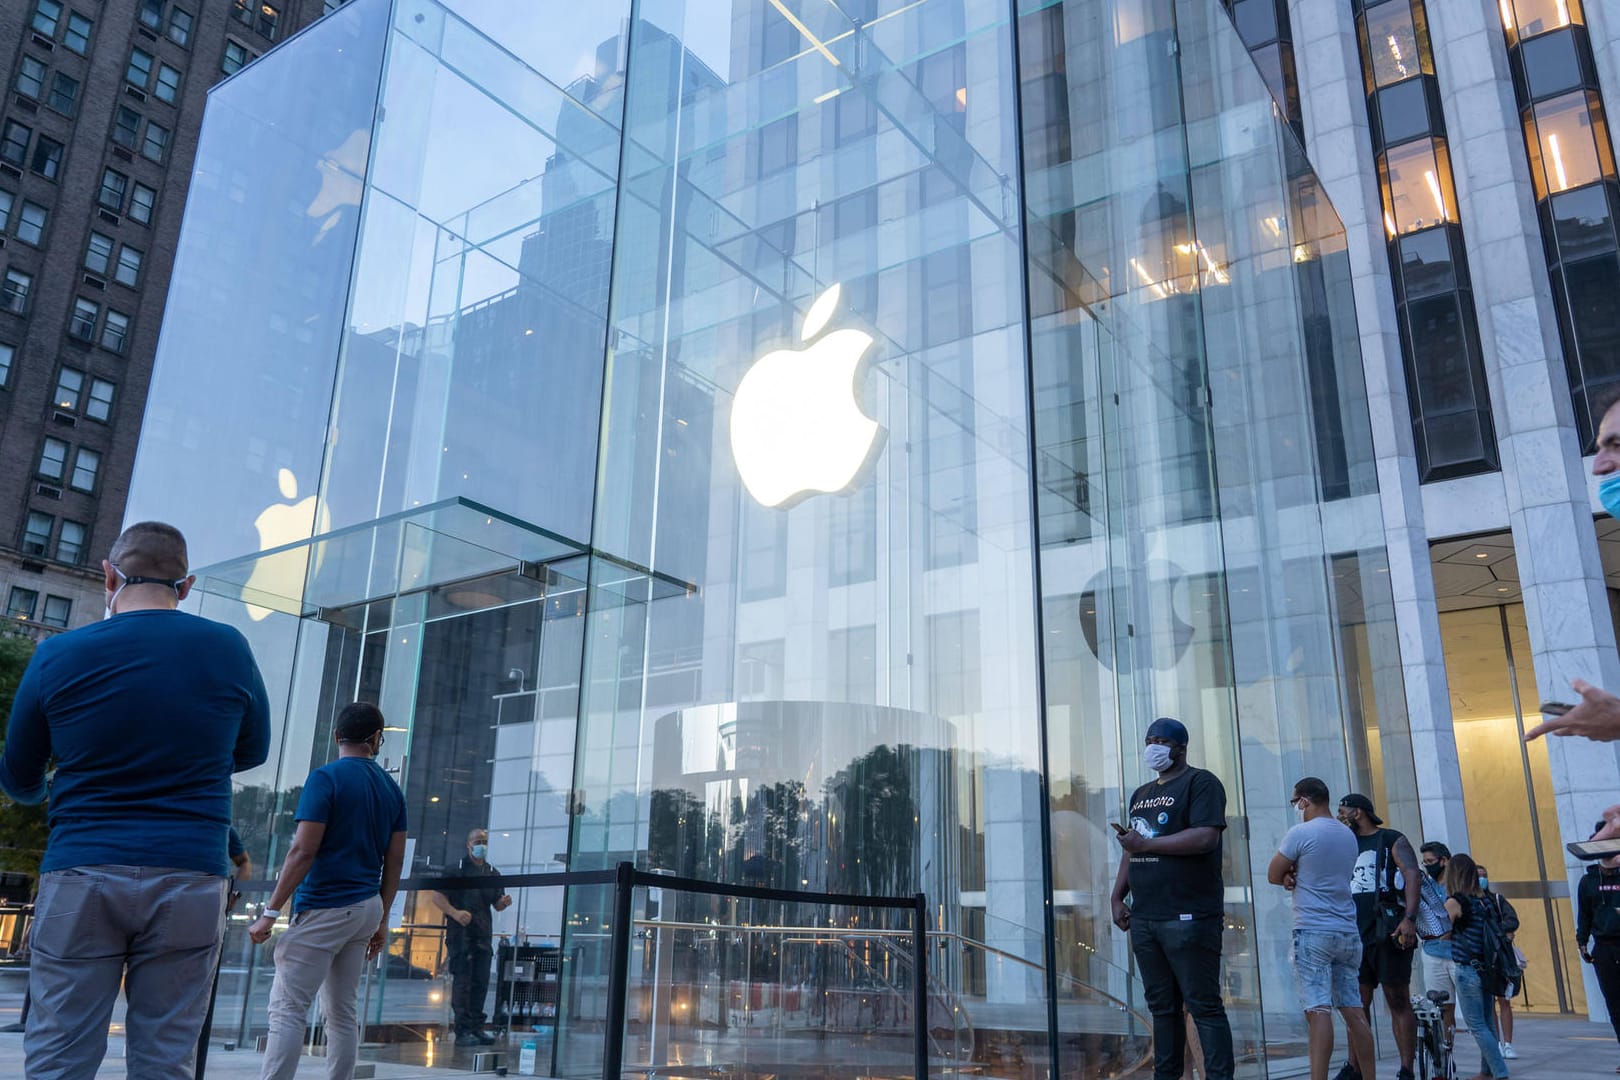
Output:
(1577, 819), (1620, 1059)
(1338, 794), (1422, 1080)
(1109, 717), (1234, 1080)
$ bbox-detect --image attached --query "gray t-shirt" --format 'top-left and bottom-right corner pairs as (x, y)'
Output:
(1278, 815), (1359, 933)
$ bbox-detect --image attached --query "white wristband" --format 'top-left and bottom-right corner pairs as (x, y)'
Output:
(261, 908), (281, 920)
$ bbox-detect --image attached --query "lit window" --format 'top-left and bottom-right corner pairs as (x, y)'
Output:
(1379, 138), (1461, 236)
(155, 64), (181, 104)
(1523, 90), (1617, 199)
(56, 520), (86, 564)
(17, 202), (47, 246)
(41, 595), (71, 628)
(129, 183), (156, 224)
(141, 121), (169, 163)
(1, 269), (34, 315)
(139, 0), (164, 30)
(38, 437), (68, 481)
(70, 448), (99, 492)
(48, 72), (79, 116)
(69, 298), (99, 340)
(168, 8), (193, 46)
(16, 57), (47, 100)
(65, 12), (92, 53)
(1361, 1), (1435, 90)
(54, 367), (83, 410)
(113, 107), (142, 149)
(31, 134), (64, 180)
(127, 49), (155, 91)
(30, 0), (62, 36)
(115, 245), (143, 288)
(99, 168), (128, 211)
(222, 41), (252, 75)
(22, 512), (53, 556)
(258, 2), (281, 39)
(85, 232), (114, 275)
(0, 342), (11, 385)
(1500, 0), (1583, 45)
(101, 310), (129, 353)
(1, 121), (33, 167)
(6, 588), (38, 621)
(87, 378), (114, 421)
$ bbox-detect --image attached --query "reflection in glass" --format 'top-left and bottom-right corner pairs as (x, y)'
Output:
(1360, 0), (1433, 89)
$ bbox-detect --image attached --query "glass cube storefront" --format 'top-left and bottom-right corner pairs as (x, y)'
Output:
(126, 0), (1420, 1075)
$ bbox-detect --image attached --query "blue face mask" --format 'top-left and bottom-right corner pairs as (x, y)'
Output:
(1600, 473), (1620, 519)
(471, 844), (487, 861)
(1479, 876), (1489, 891)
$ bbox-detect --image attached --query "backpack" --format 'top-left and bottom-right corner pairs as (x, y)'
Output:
(1470, 895), (1523, 998)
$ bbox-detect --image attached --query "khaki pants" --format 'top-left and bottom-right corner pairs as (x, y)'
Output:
(259, 896), (383, 1080)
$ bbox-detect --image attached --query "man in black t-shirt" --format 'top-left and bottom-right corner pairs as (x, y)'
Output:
(1338, 792), (1421, 1080)
(428, 828), (511, 1045)
(1110, 717), (1233, 1080)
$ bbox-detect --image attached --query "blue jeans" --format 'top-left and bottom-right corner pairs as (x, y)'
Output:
(1293, 929), (1362, 1010)
(1454, 963), (1510, 1077)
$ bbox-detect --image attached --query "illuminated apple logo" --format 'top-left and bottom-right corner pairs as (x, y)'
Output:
(242, 468), (328, 621)
(729, 284), (882, 508)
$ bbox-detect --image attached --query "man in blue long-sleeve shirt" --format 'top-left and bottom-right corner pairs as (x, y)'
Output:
(0, 521), (271, 1080)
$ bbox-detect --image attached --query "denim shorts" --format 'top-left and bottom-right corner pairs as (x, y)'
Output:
(1294, 929), (1363, 1011)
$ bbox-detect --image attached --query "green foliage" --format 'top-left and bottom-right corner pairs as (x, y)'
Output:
(0, 633), (47, 890)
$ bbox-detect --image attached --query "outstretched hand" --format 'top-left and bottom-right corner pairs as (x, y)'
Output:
(1524, 680), (1620, 742)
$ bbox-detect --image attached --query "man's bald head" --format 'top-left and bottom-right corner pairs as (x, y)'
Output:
(109, 522), (189, 580)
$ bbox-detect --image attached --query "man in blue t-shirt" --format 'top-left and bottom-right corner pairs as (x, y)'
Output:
(249, 702), (407, 1080)
(0, 521), (271, 1079)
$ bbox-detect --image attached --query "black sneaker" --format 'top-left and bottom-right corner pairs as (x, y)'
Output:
(476, 1031), (497, 1045)
(1331, 1064), (1361, 1080)
(454, 1032), (482, 1047)
(1395, 1068), (1415, 1080)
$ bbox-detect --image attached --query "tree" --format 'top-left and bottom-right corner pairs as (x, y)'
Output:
(0, 633), (48, 890)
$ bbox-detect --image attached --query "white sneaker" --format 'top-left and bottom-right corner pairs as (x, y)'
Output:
(1501, 1041), (1518, 1059)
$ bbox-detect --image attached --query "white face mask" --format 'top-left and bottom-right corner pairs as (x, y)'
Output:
(1145, 744), (1175, 773)
(1294, 803), (1307, 824)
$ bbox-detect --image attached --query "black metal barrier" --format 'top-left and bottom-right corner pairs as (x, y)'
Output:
(198, 863), (928, 1080)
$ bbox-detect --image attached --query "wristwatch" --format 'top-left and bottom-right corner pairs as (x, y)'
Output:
(261, 908), (282, 920)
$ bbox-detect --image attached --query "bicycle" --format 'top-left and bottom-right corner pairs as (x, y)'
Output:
(1412, 989), (1455, 1080)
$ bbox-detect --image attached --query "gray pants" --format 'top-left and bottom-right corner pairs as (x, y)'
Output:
(26, 865), (227, 1080)
(260, 896), (383, 1080)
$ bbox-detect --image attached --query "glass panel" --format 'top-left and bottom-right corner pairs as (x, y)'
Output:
(1524, 91), (1614, 198)
(1502, 0), (1583, 45)
(1550, 183), (1618, 262)
(1379, 138), (1459, 235)
(1563, 253), (1620, 374)
(1361, 0), (1434, 89)
(1520, 28), (1583, 100)
(1397, 227), (1459, 298)
(125, 0), (389, 569)
(1377, 78), (1433, 146)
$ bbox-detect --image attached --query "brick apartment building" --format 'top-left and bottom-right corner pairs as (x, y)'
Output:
(0, 0), (331, 637)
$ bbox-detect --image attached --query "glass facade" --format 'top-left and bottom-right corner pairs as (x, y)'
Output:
(127, 0), (1418, 1075)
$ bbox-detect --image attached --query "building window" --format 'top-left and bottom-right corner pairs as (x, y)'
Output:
(38, 437), (67, 481)
(155, 64), (181, 105)
(139, 0), (164, 30)
(69, 297), (98, 339)
(112, 107), (142, 149)
(0, 191), (9, 232)
(99, 168), (128, 211)
(1, 121), (33, 168)
(222, 41), (254, 76)
(1360, 0), (1434, 88)
(126, 49), (155, 92)
(101, 310), (129, 352)
(70, 448), (99, 492)
(1522, 91), (1615, 199)
(87, 377), (114, 421)
(16, 57), (47, 101)
(22, 513), (52, 556)
(1379, 138), (1460, 236)
(141, 122), (169, 163)
(129, 183), (156, 224)
(85, 232), (114, 275)
(56, 520), (86, 564)
(54, 366), (83, 410)
(115, 245), (143, 288)
(1, 269), (33, 315)
(758, 115), (796, 178)
(0, 341), (11, 386)
(48, 72), (79, 117)
(40, 595), (71, 628)
(30, 0), (61, 36)
(1500, 0), (1582, 45)
(168, 8), (193, 46)
(64, 11), (92, 53)
(31, 134), (63, 180)
(233, 0), (280, 39)
(6, 588), (38, 621)
(16, 202), (47, 246)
